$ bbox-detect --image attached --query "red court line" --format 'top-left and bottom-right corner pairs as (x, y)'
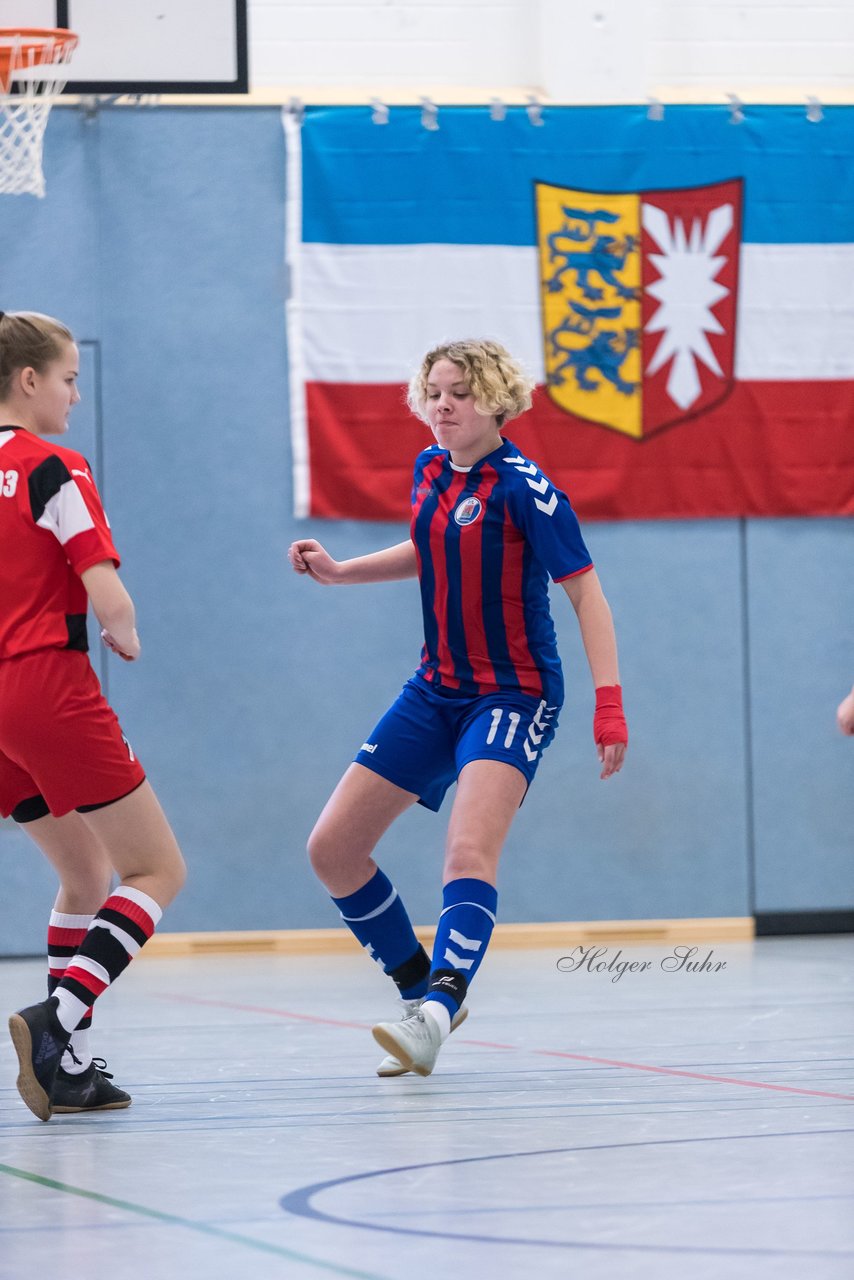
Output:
(154, 992), (854, 1104)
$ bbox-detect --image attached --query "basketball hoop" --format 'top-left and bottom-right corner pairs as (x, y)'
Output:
(0, 28), (78, 197)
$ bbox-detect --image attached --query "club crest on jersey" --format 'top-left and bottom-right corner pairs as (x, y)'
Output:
(454, 495), (483, 526)
(535, 177), (742, 439)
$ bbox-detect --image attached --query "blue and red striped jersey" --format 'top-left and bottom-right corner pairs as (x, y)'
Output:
(410, 439), (593, 704)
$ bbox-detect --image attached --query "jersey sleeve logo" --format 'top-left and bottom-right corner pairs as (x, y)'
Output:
(454, 495), (483, 526)
(503, 454), (558, 516)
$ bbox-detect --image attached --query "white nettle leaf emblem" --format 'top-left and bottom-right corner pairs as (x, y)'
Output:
(642, 202), (734, 410)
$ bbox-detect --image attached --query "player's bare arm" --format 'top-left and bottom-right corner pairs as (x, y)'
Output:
(561, 568), (627, 780)
(289, 538), (418, 585)
(80, 561), (140, 661)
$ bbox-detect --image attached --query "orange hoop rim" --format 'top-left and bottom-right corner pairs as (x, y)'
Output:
(0, 28), (79, 56)
(0, 28), (78, 96)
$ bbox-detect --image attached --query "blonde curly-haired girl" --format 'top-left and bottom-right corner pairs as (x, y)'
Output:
(290, 337), (627, 1078)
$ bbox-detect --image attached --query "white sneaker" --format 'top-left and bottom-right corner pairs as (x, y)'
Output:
(373, 1003), (463, 1078)
(375, 1001), (468, 1077)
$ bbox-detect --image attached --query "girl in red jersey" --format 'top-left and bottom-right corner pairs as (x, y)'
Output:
(0, 311), (185, 1121)
(289, 338), (627, 1078)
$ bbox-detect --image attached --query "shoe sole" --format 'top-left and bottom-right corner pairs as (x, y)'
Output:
(376, 1005), (469, 1077)
(8, 1014), (52, 1122)
(372, 1023), (434, 1077)
(52, 1098), (132, 1114)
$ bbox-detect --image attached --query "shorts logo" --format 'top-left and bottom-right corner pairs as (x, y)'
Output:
(360, 742), (378, 754)
(454, 496), (483, 526)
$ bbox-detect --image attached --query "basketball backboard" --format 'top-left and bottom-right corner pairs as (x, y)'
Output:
(0, 0), (247, 94)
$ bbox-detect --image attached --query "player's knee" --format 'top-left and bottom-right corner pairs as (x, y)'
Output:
(145, 854), (186, 909)
(443, 837), (495, 883)
(306, 824), (337, 882)
(307, 822), (369, 887)
(167, 848), (188, 898)
(146, 837), (187, 905)
(74, 863), (114, 903)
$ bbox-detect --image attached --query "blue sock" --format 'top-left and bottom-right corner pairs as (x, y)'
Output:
(425, 877), (498, 1017)
(332, 868), (430, 999)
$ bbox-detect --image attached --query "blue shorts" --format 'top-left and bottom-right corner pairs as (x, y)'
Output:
(354, 677), (560, 812)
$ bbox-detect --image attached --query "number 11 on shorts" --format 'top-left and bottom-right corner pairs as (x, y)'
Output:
(486, 708), (521, 748)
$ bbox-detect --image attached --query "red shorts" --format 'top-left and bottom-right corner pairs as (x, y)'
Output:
(0, 649), (146, 819)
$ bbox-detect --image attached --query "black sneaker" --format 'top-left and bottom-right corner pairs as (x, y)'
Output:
(52, 1059), (132, 1113)
(7, 997), (70, 1122)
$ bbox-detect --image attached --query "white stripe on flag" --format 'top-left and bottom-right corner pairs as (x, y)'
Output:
(299, 243), (541, 382)
(296, 242), (854, 383)
(283, 107), (311, 518)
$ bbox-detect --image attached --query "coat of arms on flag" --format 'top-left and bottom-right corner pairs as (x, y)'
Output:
(536, 177), (742, 439)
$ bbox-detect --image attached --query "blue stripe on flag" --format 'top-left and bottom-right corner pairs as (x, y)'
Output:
(300, 105), (854, 247)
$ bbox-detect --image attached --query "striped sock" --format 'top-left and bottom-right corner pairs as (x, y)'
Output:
(332, 868), (430, 999)
(48, 910), (94, 1073)
(52, 886), (163, 1034)
(423, 877), (498, 1031)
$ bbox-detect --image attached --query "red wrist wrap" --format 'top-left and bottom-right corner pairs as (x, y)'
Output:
(594, 685), (628, 746)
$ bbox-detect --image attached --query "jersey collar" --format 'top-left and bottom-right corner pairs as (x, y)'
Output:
(447, 438), (514, 474)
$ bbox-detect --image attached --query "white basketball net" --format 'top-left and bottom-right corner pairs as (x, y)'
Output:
(0, 30), (78, 198)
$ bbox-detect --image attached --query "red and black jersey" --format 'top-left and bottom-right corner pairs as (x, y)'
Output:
(0, 427), (119, 660)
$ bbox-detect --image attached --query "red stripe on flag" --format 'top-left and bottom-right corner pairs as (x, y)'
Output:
(307, 382), (428, 520)
(459, 466), (501, 691)
(305, 381), (854, 520)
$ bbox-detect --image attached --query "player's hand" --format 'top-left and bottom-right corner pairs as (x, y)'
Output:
(597, 741), (626, 780)
(288, 539), (342, 584)
(101, 628), (140, 661)
(594, 684), (627, 779)
(837, 688), (854, 735)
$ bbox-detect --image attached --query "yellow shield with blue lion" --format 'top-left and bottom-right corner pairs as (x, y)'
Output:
(535, 179), (742, 440)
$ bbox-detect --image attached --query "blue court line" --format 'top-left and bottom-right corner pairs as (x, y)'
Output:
(0, 1163), (392, 1280)
(280, 1128), (854, 1257)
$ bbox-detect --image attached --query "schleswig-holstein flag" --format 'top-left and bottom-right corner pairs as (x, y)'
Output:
(285, 106), (854, 521)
